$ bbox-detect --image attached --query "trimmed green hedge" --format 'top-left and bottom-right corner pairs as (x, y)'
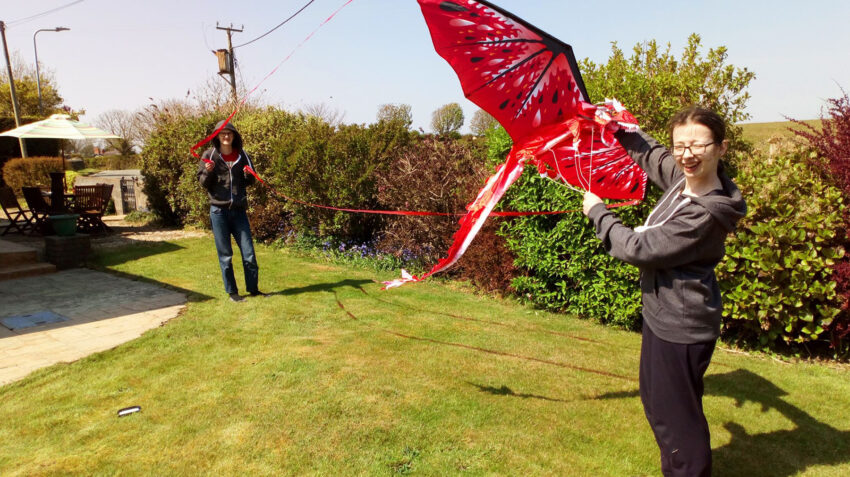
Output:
(718, 145), (845, 352)
(1, 156), (63, 195)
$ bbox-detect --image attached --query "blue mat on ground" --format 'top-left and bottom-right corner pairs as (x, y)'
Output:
(1, 311), (69, 330)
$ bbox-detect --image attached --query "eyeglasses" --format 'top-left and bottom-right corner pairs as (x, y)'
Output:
(672, 142), (715, 156)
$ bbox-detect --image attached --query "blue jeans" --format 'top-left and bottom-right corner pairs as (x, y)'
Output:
(210, 205), (259, 295)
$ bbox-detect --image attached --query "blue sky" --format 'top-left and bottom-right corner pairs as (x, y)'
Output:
(3, 0), (849, 133)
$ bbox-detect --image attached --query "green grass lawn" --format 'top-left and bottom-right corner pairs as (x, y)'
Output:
(738, 119), (821, 144)
(1, 238), (849, 476)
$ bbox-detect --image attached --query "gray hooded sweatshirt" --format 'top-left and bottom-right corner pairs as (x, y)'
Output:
(587, 130), (747, 344)
(197, 120), (256, 210)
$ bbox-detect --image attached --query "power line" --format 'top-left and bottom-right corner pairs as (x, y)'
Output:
(8, 0), (86, 27)
(232, 0), (316, 49)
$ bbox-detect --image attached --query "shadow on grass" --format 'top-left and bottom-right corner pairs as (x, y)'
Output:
(467, 381), (569, 403)
(91, 239), (186, 266)
(275, 279), (373, 296)
(709, 369), (850, 477)
(355, 283), (608, 346)
(88, 240), (214, 304)
(595, 369), (850, 476)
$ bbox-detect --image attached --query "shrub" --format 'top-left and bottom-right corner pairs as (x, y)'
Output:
(249, 198), (290, 243)
(790, 89), (850, 350)
(374, 135), (489, 265)
(123, 210), (159, 225)
(717, 145), (845, 354)
(1, 156), (63, 194)
(270, 117), (388, 242)
(138, 105), (409, 244)
(455, 221), (520, 294)
(580, 33), (753, 153)
(501, 169), (647, 329)
(139, 111), (217, 226)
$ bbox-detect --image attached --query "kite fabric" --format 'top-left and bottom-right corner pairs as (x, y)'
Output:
(384, 0), (647, 289)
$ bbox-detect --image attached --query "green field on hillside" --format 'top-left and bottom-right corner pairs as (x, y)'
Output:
(738, 119), (822, 144)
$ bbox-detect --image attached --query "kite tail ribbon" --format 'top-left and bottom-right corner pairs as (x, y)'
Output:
(383, 148), (528, 289)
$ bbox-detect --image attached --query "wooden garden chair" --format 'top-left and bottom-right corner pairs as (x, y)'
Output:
(73, 183), (114, 234)
(21, 187), (52, 235)
(0, 186), (35, 235)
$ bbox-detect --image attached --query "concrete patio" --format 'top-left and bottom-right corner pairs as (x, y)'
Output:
(0, 216), (199, 386)
(0, 267), (186, 385)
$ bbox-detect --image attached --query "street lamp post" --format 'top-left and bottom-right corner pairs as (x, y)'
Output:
(33, 27), (69, 115)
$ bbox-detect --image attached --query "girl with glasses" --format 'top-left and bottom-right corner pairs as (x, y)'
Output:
(583, 106), (747, 476)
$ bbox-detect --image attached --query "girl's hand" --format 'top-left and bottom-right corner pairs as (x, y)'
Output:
(583, 191), (602, 216)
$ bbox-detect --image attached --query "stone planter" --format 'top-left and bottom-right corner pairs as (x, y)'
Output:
(45, 233), (90, 269)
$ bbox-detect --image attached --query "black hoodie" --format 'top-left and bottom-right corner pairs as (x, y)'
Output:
(197, 120), (256, 209)
(587, 130), (747, 344)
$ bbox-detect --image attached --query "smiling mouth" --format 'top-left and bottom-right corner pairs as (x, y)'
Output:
(681, 161), (700, 173)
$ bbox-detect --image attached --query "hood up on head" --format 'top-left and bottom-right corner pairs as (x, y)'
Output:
(210, 119), (243, 152)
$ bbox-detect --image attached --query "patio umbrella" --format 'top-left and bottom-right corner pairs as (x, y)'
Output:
(0, 114), (123, 203)
(0, 114), (120, 140)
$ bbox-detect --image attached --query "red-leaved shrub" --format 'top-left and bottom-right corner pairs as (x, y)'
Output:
(791, 88), (850, 349)
(375, 136), (488, 265)
(455, 221), (520, 294)
(375, 136), (519, 291)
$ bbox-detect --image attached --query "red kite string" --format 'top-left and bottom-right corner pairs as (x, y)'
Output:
(250, 175), (640, 217)
(190, 0), (356, 159)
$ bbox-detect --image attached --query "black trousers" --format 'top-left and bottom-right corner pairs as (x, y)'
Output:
(640, 324), (716, 477)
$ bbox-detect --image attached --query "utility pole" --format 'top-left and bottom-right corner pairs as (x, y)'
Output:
(0, 20), (27, 157)
(215, 23), (242, 106)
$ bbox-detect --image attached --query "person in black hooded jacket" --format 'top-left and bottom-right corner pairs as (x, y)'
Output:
(583, 106), (746, 477)
(197, 120), (267, 302)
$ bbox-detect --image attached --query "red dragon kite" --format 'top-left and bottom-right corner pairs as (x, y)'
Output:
(385, 0), (646, 288)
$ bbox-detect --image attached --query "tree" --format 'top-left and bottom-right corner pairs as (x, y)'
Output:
(302, 102), (345, 127)
(431, 102), (464, 136)
(469, 109), (498, 136)
(376, 103), (412, 129)
(95, 109), (144, 155)
(0, 52), (64, 117)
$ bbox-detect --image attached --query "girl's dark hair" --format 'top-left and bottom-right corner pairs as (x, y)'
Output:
(669, 106), (726, 143)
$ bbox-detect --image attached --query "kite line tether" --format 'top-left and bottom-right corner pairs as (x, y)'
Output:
(190, 0), (356, 160)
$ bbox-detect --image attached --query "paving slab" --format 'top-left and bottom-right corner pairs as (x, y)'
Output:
(0, 268), (186, 385)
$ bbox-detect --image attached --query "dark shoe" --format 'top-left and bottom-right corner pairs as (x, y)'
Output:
(229, 293), (245, 302)
(249, 291), (270, 298)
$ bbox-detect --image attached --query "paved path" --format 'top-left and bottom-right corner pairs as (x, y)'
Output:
(0, 268), (186, 385)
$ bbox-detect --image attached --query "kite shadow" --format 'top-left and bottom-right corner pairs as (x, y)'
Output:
(467, 381), (569, 403)
(274, 279), (373, 297)
(594, 369), (850, 476)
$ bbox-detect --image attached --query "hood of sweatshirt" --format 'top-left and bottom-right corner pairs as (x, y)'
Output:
(210, 119), (243, 152)
(690, 168), (747, 233)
